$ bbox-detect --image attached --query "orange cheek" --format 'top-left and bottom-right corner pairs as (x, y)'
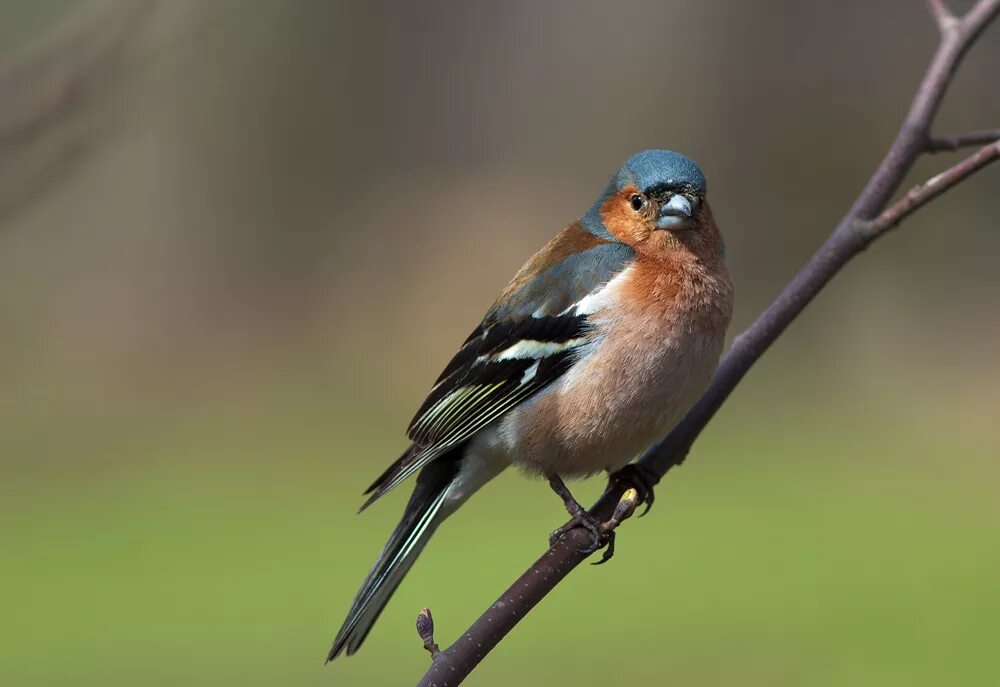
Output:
(599, 191), (651, 245)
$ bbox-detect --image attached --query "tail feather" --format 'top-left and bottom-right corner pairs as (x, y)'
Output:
(326, 450), (461, 662)
(362, 446), (414, 496)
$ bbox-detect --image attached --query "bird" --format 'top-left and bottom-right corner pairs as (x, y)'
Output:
(326, 149), (734, 662)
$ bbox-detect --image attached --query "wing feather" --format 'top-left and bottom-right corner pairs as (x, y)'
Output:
(408, 314), (587, 440)
(358, 315), (587, 509)
(359, 225), (634, 509)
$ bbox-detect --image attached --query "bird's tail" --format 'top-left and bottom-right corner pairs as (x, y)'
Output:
(326, 447), (468, 662)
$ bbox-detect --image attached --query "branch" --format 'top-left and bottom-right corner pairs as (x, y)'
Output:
(0, 0), (159, 152)
(416, 2), (1000, 685)
(864, 141), (1000, 236)
(927, 0), (956, 31)
(0, 0), (240, 225)
(927, 128), (1000, 152)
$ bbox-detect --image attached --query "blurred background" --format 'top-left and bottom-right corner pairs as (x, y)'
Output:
(1, 1), (998, 685)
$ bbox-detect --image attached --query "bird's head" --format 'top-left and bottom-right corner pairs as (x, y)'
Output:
(582, 149), (723, 263)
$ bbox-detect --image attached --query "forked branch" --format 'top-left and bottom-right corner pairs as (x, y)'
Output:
(416, 2), (1000, 685)
(927, 0), (957, 31)
(864, 141), (1000, 236)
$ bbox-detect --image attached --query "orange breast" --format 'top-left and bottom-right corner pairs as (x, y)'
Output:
(496, 255), (734, 479)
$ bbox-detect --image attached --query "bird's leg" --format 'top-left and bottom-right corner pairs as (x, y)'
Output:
(547, 474), (609, 555)
(609, 462), (658, 516)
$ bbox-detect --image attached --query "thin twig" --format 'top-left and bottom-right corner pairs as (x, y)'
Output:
(927, 0), (957, 31)
(414, 2), (1000, 685)
(864, 141), (1000, 235)
(0, 0), (159, 223)
(0, 0), (241, 225)
(927, 129), (1000, 152)
(0, 0), (159, 150)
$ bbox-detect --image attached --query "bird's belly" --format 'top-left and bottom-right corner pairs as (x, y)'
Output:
(497, 319), (724, 478)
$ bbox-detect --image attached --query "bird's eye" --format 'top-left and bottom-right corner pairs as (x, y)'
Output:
(629, 194), (645, 212)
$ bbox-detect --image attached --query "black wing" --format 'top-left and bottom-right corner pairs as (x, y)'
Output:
(360, 311), (590, 509)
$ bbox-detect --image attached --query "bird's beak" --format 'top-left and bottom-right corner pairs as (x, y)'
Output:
(656, 194), (693, 230)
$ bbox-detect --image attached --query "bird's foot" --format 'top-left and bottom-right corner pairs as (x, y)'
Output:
(547, 474), (615, 561)
(610, 462), (658, 516)
(548, 509), (612, 555)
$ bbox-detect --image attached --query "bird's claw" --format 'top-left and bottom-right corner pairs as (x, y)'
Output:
(611, 463), (657, 516)
(547, 474), (633, 563)
(548, 510), (613, 560)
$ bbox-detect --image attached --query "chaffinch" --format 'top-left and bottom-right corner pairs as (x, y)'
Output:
(327, 149), (734, 661)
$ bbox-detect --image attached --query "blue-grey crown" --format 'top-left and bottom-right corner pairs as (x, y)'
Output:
(581, 149), (706, 240)
(615, 149), (706, 194)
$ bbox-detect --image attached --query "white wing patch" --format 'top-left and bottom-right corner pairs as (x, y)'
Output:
(493, 338), (586, 361)
(565, 264), (632, 316)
